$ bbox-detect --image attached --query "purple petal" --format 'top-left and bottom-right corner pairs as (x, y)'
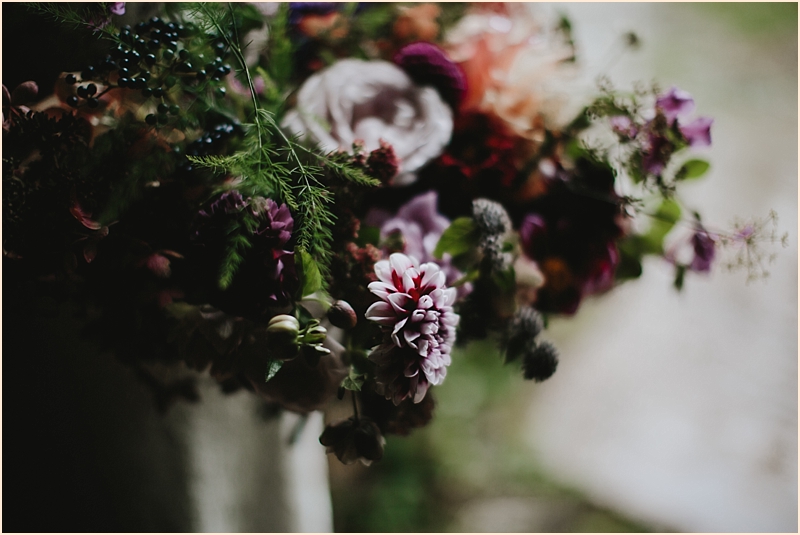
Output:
(656, 86), (695, 123)
(679, 116), (713, 148)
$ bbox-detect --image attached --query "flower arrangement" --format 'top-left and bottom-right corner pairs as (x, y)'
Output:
(4, 2), (786, 467)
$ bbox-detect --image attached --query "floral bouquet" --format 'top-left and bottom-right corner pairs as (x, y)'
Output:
(3, 2), (785, 467)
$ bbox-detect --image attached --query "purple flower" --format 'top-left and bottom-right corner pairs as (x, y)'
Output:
(366, 253), (459, 404)
(369, 191), (470, 299)
(394, 42), (466, 109)
(108, 2), (126, 15)
(679, 116), (713, 148)
(656, 86), (695, 123)
(197, 190), (247, 220)
(251, 197), (294, 246)
(86, 2), (126, 30)
(193, 191), (298, 313)
(689, 227), (716, 273)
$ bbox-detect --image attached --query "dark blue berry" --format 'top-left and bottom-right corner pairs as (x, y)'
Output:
(157, 103), (169, 114)
(76, 86), (89, 98)
(145, 114), (157, 125)
(163, 49), (175, 60)
(168, 104), (179, 115)
(148, 40), (161, 50)
(87, 98), (99, 108)
(142, 87), (152, 98)
(179, 49), (189, 61)
(65, 73), (77, 85)
(67, 96), (79, 107)
(154, 87), (165, 97)
(86, 83), (97, 96)
(145, 53), (156, 66)
(167, 40), (178, 51)
(118, 77), (130, 88)
(196, 70), (207, 82)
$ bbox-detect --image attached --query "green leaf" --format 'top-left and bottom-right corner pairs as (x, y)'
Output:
(296, 247), (323, 297)
(642, 198), (682, 254)
(341, 374), (365, 392)
(675, 159), (710, 180)
(433, 217), (479, 259)
(265, 360), (283, 382)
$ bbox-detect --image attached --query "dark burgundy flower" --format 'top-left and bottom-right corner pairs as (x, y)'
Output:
(394, 42), (467, 109)
(319, 417), (385, 466)
(518, 157), (624, 314)
(366, 139), (399, 185)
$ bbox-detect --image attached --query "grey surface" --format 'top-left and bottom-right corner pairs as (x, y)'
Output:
(524, 3), (797, 532)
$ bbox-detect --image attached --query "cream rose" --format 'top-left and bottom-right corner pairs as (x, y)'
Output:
(282, 59), (453, 186)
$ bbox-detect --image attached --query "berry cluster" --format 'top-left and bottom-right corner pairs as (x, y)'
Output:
(64, 17), (232, 127)
(178, 121), (244, 174)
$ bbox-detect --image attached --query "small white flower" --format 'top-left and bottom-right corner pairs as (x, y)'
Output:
(282, 59), (454, 186)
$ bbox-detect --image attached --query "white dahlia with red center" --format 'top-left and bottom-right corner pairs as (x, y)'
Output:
(366, 253), (459, 404)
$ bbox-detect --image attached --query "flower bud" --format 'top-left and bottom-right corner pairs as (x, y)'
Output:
(327, 300), (358, 330)
(268, 314), (300, 334)
(303, 323), (328, 345)
(267, 314), (301, 360)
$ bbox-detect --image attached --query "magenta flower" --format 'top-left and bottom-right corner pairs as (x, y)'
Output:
(108, 2), (126, 15)
(656, 86), (695, 123)
(366, 253), (459, 404)
(394, 42), (467, 109)
(679, 116), (713, 148)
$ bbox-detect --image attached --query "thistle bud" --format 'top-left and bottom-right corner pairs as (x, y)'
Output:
(327, 300), (358, 330)
(522, 341), (559, 382)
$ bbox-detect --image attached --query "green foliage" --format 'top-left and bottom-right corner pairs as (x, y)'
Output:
(24, 2), (121, 41)
(265, 359), (283, 382)
(645, 198), (682, 252)
(265, 4), (294, 89)
(434, 217), (480, 259)
(675, 158), (710, 180)
(296, 247), (323, 298)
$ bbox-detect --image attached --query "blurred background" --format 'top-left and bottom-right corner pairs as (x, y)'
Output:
(326, 3), (798, 532)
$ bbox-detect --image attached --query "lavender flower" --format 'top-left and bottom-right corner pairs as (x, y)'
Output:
(371, 191), (470, 298)
(679, 116), (714, 148)
(656, 86), (695, 122)
(366, 253), (459, 404)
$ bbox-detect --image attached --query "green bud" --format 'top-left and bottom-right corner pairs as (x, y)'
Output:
(303, 324), (328, 345)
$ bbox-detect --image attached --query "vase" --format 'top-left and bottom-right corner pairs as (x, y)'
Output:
(2, 290), (334, 532)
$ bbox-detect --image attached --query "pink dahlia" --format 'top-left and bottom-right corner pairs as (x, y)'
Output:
(366, 253), (459, 405)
